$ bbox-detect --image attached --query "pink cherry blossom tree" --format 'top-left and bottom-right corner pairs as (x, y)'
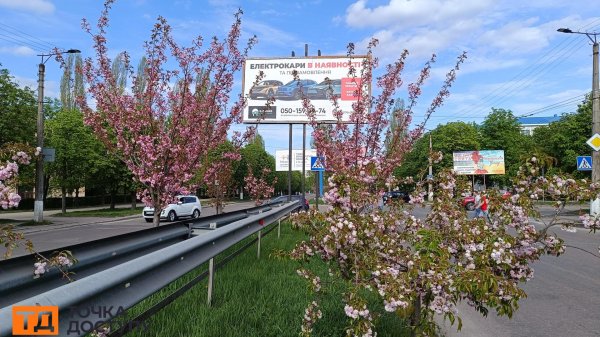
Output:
(77, 0), (256, 226)
(244, 167), (277, 206)
(287, 41), (600, 337)
(203, 150), (240, 214)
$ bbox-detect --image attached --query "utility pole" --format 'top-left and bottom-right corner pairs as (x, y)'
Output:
(33, 49), (80, 223)
(558, 28), (599, 214)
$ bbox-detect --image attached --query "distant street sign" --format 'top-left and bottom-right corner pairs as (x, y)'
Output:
(586, 133), (600, 151)
(42, 147), (55, 162)
(577, 156), (592, 171)
(310, 156), (325, 172)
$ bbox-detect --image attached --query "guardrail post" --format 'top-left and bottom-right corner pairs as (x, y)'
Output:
(257, 230), (262, 259)
(207, 258), (214, 307)
(278, 218), (281, 238)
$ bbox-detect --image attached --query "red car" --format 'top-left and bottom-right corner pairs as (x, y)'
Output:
(462, 196), (476, 211)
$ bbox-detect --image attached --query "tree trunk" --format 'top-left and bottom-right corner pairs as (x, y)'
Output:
(410, 295), (421, 337)
(131, 190), (137, 210)
(153, 209), (160, 227)
(61, 186), (67, 214)
(109, 189), (116, 210)
(75, 188), (80, 208)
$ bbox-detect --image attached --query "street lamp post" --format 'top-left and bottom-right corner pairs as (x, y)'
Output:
(33, 49), (80, 223)
(557, 28), (599, 214)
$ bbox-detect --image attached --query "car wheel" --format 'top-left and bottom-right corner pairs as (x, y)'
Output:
(192, 209), (200, 219)
(465, 202), (475, 211)
(144, 218), (152, 223)
(167, 210), (177, 222)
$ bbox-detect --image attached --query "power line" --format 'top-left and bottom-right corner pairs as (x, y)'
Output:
(0, 33), (46, 53)
(0, 22), (55, 51)
(434, 20), (600, 125)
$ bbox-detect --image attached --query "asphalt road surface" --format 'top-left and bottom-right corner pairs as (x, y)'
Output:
(5, 201), (258, 257)
(416, 204), (600, 337)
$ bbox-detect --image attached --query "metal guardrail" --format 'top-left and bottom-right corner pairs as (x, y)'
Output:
(0, 201), (282, 308)
(0, 200), (299, 337)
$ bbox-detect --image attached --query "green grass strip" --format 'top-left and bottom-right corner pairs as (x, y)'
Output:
(52, 207), (143, 217)
(119, 222), (410, 337)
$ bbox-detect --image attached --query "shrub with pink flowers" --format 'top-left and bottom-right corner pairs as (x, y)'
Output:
(287, 42), (600, 337)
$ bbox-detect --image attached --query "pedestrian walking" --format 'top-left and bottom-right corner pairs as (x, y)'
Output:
(480, 192), (489, 220)
(473, 190), (482, 217)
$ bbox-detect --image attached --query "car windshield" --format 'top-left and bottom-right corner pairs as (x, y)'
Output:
(284, 80), (300, 86)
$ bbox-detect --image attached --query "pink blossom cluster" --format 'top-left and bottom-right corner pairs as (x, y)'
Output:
(580, 214), (600, 230)
(0, 147), (35, 209)
(300, 301), (322, 337)
(33, 261), (48, 278)
(11, 151), (31, 165)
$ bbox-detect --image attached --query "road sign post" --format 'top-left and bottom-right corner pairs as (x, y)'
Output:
(310, 156), (325, 211)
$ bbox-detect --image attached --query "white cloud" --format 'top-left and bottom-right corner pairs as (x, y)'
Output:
(0, 45), (36, 56)
(478, 18), (550, 54)
(243, 20), (299, 48)
(345, 0), (493, 30)
(0, 0), (55, 14)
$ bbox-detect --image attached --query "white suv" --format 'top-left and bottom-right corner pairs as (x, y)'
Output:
(142, 195), (202, 222)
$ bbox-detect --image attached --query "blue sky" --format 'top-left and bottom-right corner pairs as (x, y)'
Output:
(1, 0), (599, 156)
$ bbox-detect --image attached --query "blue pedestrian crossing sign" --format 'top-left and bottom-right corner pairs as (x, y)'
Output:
(577, 156), (592, 171)
(310, 156), (326, 171)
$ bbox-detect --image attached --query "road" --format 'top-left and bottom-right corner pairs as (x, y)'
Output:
(4, 201), (258, 257)
(414, 204), (600, 337)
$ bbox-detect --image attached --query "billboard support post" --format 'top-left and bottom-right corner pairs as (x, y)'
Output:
(302, 124), (306, 204)
(288, 123), (292, 202)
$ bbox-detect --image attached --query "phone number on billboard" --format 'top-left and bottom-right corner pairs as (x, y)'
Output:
(280, 108), (326, 114)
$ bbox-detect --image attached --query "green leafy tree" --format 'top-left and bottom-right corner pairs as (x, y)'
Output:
(395, 122), (481, 179)
(0, 66), (36, 146)
(46, 109), (97, 213)
(235, 139), (276, 196)
(532, 97), (592, 176)
(479, 108), (533, 186)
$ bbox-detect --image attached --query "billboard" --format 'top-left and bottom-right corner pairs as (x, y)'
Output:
(452, 150), (505, 175)
(275, 149), (317, 172)
(242, 56), (369, 123)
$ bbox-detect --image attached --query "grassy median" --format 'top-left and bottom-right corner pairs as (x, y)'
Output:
(123, 222), (410, 337)
(51, 207), (143, 217)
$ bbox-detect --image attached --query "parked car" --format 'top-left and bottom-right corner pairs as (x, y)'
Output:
(306, 79), (341, 99)
(275, 79), (317, 100)
(383, 191), (410, 204)
(270, 195), (310, 211)
(142, 195), (202, 222)
(462, 196), (476, 211)
(249, 80), (283, 99)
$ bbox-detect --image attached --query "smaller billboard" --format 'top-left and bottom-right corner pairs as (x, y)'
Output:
(452, 150), (505, 175)
(275, 149), (317, 172)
